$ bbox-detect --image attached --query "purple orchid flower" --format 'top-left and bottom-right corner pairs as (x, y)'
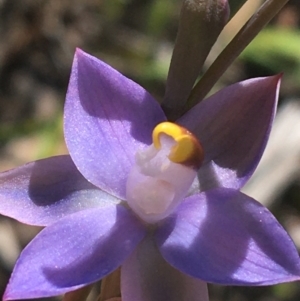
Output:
(1, 49), (300, 301)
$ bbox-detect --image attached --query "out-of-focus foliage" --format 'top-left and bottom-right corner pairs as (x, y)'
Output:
(241, 27), (300, 95)
(0, 0), (179, 163)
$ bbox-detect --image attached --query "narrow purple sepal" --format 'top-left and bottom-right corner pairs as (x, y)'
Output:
(64, 49), (166, 199)
(156, 188), (300, 285)
(0, 155), (120, 226)
(4, 204), (146, 300)
(179, 75), (281, 192)
(121, 234), (208, 301)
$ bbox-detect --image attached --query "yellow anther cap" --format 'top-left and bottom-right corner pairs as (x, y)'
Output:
(152, 122), (204, 169)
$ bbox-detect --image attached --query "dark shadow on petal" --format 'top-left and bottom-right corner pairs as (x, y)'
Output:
(28, 156), (97, 206)
(198, 162), (220, 191)
(187, 161), (221, 196)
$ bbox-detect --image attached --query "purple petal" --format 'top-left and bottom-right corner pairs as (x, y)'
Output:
(64, 49), (166, 199)
(4, 204), (146, 299)
(0, 155), (120, 226)
(178, 76), (280, 192)
(121, 234), (208, 301)
(156, 188), (300, 285)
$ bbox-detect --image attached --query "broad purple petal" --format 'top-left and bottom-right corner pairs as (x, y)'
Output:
(0, 155), (120, 226)
(156, 188), (300, 285)
(179, 76), (280, 192)
(64, 49), (166, 199)
(121, 234), (208, 301)
(4, 204), (146, 300)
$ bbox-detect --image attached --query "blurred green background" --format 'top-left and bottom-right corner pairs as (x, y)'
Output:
(1, 0), (300, 300)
